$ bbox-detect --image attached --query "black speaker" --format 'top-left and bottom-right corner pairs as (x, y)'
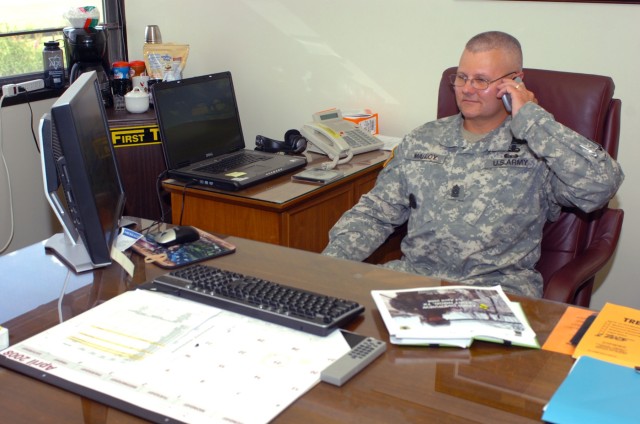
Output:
(255, 129), (307, 155)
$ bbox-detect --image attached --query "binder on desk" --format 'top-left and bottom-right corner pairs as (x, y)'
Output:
(542, 355), (640, 424)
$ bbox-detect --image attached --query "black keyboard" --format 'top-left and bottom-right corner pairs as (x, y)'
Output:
(146, 264), (365, 336)
(195, 153), (267, 173)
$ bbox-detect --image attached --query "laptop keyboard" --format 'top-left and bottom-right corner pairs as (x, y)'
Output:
(195, 152), (267, 173)
(147, 264), (365, 336)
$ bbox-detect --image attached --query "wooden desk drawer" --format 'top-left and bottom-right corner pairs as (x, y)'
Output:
(284, 184), (354, 252)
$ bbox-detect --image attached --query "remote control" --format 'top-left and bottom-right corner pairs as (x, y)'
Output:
(321, 336), (386, 386)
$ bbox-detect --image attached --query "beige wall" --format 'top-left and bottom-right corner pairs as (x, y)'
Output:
(2, 0), (638, 309)
(0, 99), (60, 254)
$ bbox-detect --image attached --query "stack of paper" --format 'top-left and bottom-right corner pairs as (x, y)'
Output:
(572, 302), (640, 369)
(544, 302), (640, 423)
(371, 285), (539, 348)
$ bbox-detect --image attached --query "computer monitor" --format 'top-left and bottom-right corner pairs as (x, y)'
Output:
(39, 71), (126, 272)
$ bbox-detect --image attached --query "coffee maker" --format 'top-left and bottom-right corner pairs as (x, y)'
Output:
(63, 26), (113, 107)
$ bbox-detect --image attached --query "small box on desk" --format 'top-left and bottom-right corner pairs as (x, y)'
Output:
(0, 325), (8, 349)
(343, 109), (379, 135)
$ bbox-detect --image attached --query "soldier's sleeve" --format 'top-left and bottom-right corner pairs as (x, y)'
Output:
(322, 145), (411, 261)
(511, 102), (624, 212)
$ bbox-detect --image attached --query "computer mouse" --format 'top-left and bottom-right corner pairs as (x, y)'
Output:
(154, 226), (200, 247)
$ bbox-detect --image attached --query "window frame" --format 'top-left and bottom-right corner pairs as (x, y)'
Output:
(0, 0), (127, 106)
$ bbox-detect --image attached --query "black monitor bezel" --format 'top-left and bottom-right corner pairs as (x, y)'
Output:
(40, 71), (126, 271)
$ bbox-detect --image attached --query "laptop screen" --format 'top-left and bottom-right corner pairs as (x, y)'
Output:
(153, 72), (245, 169)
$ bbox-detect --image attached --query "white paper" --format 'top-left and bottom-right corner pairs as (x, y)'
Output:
(1, 289), (350, 423)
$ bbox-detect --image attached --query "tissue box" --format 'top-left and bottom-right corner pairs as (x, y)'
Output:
(64, 6), (100, 29)
(342, 110), (379, 135)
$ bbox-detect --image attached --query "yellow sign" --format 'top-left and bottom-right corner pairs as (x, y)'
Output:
(110, 125), (161, 148)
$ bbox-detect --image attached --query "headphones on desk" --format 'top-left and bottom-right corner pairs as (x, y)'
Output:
(254, 129), (308, 155)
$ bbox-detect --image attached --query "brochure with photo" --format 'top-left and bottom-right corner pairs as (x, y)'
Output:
(371, 285), (539, 348)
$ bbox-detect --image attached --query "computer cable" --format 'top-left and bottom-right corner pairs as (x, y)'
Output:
(139, 220), (161, 235)
(0, 89), (41, 254)
(179, 179), (198, 226)
(57, 268), (72, 323)
(20, 89), (40, 154)
(134, 169), (170, 235)
(155, 169), (170, 223)
(0, 93), (16, 254)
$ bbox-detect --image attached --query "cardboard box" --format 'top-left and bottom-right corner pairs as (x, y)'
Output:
(343, 110), (379, 135)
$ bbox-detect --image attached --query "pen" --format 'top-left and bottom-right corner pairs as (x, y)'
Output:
(569, 313), (597, 346)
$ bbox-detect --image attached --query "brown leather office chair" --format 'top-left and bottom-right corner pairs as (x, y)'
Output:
(436, 67), (624, 306)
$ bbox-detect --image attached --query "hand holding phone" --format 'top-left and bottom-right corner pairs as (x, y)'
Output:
(502, 76), (523, 113)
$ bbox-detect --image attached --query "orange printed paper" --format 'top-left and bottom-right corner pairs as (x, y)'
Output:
(542, 306), (595, 355)
(573, 302), (640, 369)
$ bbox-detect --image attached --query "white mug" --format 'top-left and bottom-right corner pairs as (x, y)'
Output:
(132, 75), (150, 93)
(125, 87), (150, 113)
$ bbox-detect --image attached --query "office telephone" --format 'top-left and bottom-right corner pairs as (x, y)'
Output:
(300, 109), (384, 169)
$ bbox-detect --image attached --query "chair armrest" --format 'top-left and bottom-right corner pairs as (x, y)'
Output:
(542, 208), (624, 305)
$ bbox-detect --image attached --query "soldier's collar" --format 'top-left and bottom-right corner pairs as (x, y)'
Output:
(440, 116), (513, 151)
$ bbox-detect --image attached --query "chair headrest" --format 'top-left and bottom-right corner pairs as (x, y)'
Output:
(437, 67), (617, 146)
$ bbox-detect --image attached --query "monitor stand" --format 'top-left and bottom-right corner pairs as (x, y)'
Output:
(44, 233), (102, 273)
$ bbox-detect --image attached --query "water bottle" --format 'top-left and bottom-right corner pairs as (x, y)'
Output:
(43, 41), (65, 89)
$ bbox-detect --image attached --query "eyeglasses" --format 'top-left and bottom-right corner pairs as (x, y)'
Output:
(449, 71), (518, 90)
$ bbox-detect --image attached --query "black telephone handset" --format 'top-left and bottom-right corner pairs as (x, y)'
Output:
(502, 76), (523, 113)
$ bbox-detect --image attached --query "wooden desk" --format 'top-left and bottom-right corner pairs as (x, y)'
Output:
(163, 150), (391, 254)
(0, 224), (574, 423)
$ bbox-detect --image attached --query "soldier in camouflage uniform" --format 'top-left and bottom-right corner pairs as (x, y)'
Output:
(322, 31), (624, 297)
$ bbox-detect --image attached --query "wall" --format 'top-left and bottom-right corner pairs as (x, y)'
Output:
(2, 0), (638, 309)
(0, 99), (60, 254)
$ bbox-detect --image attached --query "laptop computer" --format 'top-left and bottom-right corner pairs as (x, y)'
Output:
(152, 72), (306, 191)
